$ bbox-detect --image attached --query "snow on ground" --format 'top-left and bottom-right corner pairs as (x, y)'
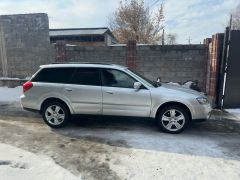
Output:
(225, 109), (240, 120)
(0, 143), (80, 180)
(109, 147), (240, 180)
(0, 86), (22, 102)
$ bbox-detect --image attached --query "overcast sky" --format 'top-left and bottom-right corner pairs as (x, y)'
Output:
(0, 0), (238, 44)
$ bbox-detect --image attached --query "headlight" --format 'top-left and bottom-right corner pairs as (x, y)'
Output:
(196, 97), (209, 105)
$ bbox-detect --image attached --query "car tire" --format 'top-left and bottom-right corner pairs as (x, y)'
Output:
(42, 101), (70, 128)
(157, 105), (190, 134)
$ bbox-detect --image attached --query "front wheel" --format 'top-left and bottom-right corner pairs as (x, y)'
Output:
(157, 105), (190, 134)
(42, 101), (70, 128)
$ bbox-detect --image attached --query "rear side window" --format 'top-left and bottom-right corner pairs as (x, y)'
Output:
(70, 68), (100, 86)
(32, 68), (75, 84)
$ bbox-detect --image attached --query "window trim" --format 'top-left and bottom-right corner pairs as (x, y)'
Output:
(31, 67), (149, 89)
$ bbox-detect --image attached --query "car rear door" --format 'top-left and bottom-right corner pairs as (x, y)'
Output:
(100, 68), (151, 117)
(30, 67), (75, 110)
(63, 67), (102, 115)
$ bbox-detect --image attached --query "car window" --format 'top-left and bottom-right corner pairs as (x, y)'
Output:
(32, 68), (74, 83)
(70, 68), (100, 86)
(101, 69), (137, 88)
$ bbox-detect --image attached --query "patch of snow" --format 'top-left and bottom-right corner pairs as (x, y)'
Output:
(109, 146), (240, 180)
(66, 44), (77, 47)
(0, 77), (20, 80)
(225, 109), (240, 119)
(182, 81), (193, 88)
(109, 44), (126, 46)
(25, 77), (31, 80)
(166, 82), (181, 86)
(0, 86), (22, 102)
(0, 143), (80, 180)
(225, 109), (240, 114)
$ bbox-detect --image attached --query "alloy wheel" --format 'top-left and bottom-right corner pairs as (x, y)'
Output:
(45, 105), (65, 125)
(161, 109), (185, 132)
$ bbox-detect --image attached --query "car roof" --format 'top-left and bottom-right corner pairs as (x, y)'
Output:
(40, 63), (127, 70)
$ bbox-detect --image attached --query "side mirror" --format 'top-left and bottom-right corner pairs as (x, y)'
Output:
(134, 82), (142, 89)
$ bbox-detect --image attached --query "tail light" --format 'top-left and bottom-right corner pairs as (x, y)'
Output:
(23, 81), (33, 93)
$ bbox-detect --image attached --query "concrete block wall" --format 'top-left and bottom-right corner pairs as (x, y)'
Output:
(0, 13), (208, 93)
(63, 44), (207, 91)
(65, 45), (126, 66)
(0, 13), (51, 78)
(135, 45), (207, 89)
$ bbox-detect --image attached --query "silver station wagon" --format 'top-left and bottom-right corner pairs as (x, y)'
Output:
(20, 63), (212, 133)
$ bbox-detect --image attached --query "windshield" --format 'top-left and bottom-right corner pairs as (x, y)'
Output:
(125, 68), (159, 88)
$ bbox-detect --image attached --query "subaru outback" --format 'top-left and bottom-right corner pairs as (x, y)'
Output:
(20, 63), (212, 133)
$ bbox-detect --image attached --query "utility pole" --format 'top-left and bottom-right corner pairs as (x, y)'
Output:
(186, 36), (192, 44)
(162, 28), (165, 45)
(229, 14), (233, 30)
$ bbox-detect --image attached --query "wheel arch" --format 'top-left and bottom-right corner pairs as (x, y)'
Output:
(155, 101), (192, 121)
(40, 97), (73, 115)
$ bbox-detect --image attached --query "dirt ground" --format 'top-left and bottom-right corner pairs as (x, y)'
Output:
(0, 102), (240, 180)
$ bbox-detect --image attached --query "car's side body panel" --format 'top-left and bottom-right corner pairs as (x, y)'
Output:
(149, 86), (212, 120)
(102, 86), (151, 117)
(62, 84), (102, 114)
(21, 82), (75, 114)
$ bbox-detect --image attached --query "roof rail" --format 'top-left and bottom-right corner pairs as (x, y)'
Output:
(51, 62), (113, 65)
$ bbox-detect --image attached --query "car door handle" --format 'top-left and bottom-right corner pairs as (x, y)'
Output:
(65, 88), (72, 92)
(106, 91), (114, 94)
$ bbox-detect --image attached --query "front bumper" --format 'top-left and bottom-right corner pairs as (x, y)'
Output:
(191, 103), (212, 120)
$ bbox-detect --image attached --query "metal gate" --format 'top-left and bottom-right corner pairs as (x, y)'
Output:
(218, 29), (240, 108)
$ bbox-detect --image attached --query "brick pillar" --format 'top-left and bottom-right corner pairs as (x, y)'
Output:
(126, 40), (137, 69)
(55, 40), (66, 62)
(203, 38), (212, 93)
(205, 34), (224, 107)
(209, 34), (224, 98)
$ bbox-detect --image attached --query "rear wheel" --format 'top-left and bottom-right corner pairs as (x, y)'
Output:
(42, 101), (70, 128)
(157, 105), (189, 134)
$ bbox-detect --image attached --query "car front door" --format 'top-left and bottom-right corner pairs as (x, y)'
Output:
(101, 68), (151, 117)
(63, 67), (102, 115)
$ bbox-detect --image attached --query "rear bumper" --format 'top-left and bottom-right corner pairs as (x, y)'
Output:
(20, 94), (40, 111)
(23, 107), (40, 113)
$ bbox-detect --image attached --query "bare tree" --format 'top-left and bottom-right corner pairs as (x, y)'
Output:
(109, 0), (164, 44)
(232, 4), (240, 30)
(166, 33), (177, 45)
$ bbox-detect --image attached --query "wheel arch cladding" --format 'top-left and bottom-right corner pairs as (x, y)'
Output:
(40, 98), (71, 115)
(156, 101), (192, 121)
